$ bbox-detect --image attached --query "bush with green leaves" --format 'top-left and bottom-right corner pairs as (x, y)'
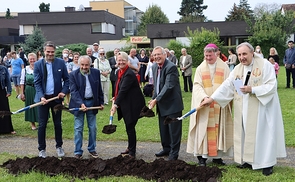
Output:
(55, 43), (88, 58)
(166, 40), (186, 62)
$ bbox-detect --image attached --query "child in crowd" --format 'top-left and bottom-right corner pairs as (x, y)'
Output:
(269, 57), (279, 78)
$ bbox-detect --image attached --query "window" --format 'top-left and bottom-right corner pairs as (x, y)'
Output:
(91, 23), (102, 33)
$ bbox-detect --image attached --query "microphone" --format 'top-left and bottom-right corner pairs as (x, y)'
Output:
(244, 71), (251, 86)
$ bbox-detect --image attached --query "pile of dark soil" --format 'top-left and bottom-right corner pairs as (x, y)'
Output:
(1, 155), (223, 181)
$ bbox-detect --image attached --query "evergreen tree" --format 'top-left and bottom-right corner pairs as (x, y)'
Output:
(20, 26), (46, 55)
(137, 5), (169, 36)
(5, 8), (13, 19)
(225, 0), (254, 21)
(178, 0), (208, 22)
(39, 2), (50, 12)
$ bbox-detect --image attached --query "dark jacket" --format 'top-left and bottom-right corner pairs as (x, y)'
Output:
(69, 68), (104, 116)
(152, 59), (183, 116)
(0, 65), (12, 94)
(34, 58), (69, 103)
(108, 56), (117, 81)
(115, 67), (145, 123)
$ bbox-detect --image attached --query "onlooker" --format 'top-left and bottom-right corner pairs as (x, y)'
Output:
(164, 48), (177, 65)
(283, 40), (295, 88)
(3, 52), (12, 70)
(187, 43), (233, 167)
(11, 51), (24, 98)
(217, 49), (228, 62)
(144, 49), (154, 84)
(92, 43), (99, 58)
(94, 49), (111, 105)
(69, 55), (104, 159)
(200, 42), (286, 176)
(108, 48), (120, 97)
(34, 41), (69, 158)
(67, 52), (80, 72)
(137, 48), (149, 87)
(86, 47), (96, 67)
(149, 46), (183, 161)
(269, 57), (279, 78)
(254, 45), (264, 58)
(179, 48), (193, 92)
(111, 51), (145, 157)
(128, 48), (140, 83)
(227, 48), (237, 71)
(20, 53), (38, 130)
(62, 48), (72, 105)
(36, 50), (43, 60)
(0, 64), (15, 134)
(169, 50), (178, 65)
(267, 47), (280, 64)
(18, 47), (28, 66)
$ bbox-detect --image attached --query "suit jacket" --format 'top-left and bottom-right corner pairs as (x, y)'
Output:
(152, 59), (183, 116)
(69, 68), (104, 116)
(34, 58), (69, 103)
(168, 54), (177, 65)
(108, 56), (117, 81)
(179, 54), (193, 76)
(115, 67), (145, 123)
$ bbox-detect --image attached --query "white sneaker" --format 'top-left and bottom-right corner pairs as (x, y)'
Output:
(56, 147), (65, 157)
(39, 150), (46, 158)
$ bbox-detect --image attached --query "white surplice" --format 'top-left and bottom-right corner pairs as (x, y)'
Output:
(211, 57), (286, 169)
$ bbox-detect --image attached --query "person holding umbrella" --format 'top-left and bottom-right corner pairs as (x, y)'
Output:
(69, 55), (104, 159)
(110, 51), (145, 158)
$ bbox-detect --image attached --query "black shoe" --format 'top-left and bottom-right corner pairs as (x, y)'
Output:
(168, 155), (178, 161)
(74, 154), (82, 159)
(262, 166), (273, 176)
(285, 86), (290, 89)
(155, 150), (169, 157)
(197, 156), (207, 167)
(237, 162), (252, 169)
(212, 158), (226, 165)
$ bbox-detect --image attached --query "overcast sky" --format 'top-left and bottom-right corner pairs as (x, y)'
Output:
(1, 0), (294, 22)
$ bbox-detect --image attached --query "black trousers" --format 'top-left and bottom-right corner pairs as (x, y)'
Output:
(123, 119), (138, 156)
(158, 111), (182, 159)
(285, 68), (295, 87)
(183, 75), (193, 92)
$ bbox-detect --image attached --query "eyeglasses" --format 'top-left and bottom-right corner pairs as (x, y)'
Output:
(100, 53), (105, 55)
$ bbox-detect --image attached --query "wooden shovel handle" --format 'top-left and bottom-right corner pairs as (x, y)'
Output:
(30, 96), (60, 109)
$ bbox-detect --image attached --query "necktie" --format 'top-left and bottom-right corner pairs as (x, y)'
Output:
(156, 66), (161, 95)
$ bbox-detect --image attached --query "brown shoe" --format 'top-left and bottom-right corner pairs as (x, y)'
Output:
(121, 149), (129, 155)
(89, 151), (98, 158)
(74, 154), (82, 159)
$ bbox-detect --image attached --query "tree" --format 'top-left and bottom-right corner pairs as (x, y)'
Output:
(5, 8), (13, 19)
(39, 2), (50, 12)
(253, 3), (281, 19)
(184, 27), (222, 67)
(225, 0), (254, 21)
(20, 26), (46, 55)
(137, 5), (169, 36)
(247, 10), (295, 64)
(178, 0), (208, 22)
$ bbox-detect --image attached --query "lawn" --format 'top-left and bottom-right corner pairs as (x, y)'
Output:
(1, 66), (295, 181)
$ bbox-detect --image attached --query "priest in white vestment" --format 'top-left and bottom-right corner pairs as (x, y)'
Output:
(200, 42), (286, 176)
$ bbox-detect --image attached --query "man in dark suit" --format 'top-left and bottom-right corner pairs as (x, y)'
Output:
(86, 47), (96, 67)
(108, 48), (120, 97)
(34, 41), (69, 158)
(69, 55), (104, 159)
(149, 46), (184, 161)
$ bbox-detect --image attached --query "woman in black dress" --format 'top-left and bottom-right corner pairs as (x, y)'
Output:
(137, 49), (149, 87)
(0, 62), (15, 134)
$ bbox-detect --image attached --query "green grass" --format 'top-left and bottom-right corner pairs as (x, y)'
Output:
(1, 66), (295, 181)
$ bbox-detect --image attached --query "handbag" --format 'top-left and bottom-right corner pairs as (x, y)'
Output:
(286, 64), (292, 69)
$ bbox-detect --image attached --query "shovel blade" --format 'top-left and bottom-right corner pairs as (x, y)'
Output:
(102, 125), (117, 134)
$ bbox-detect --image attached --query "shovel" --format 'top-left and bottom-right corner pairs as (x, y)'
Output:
(102, 109), (117, 134)
(0, 96), (59, 117)
(139, 105), (155, 118)
(53, 104), (102, 113)
(164, 106), (203, 125)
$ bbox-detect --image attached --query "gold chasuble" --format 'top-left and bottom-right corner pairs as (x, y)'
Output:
(187, 58), (233, 157)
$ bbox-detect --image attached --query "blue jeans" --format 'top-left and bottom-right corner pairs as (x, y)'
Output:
(11, 74), (20, 86)
(74, 99), (97, 155)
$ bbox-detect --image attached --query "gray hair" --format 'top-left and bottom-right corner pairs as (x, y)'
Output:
(236, 42), (254, 53)
(78, 55), (92, 65)
(117, 51), (128, 61)
(154, 46), (167, 55)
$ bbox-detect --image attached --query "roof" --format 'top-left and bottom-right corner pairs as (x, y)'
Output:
(281, 4), (295, 11)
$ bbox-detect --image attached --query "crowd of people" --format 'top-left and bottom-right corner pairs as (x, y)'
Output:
(0, 40), (289, 176)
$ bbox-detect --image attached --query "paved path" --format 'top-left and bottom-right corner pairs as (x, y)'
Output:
(0, 136), (294, 168)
